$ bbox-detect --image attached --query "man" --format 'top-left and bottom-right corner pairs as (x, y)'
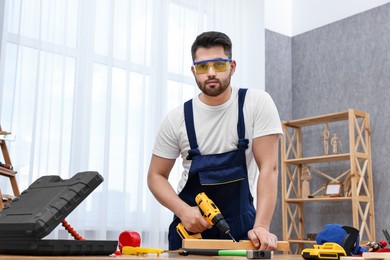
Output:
(147, 31), (283, 250)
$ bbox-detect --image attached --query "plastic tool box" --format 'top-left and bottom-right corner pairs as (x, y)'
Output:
(0, 171), (118, 255)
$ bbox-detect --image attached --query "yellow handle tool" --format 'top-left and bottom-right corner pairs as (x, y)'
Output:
(122, 246), (166, 256)
(176, 192), (236, 242)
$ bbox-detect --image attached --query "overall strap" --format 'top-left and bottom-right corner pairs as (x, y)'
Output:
(237, 88), (247, 140)
(184, 99), (198, 150)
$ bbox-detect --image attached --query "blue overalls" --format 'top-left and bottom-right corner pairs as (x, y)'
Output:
(168, 88), (256, 250)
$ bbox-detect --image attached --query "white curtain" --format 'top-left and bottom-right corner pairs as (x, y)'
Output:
(0, 0), (264, 248)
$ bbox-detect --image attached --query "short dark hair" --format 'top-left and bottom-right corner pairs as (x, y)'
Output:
(191, 31), (232, 61)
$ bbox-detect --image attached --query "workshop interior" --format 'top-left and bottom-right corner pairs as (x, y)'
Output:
(1, 0), (390, 259)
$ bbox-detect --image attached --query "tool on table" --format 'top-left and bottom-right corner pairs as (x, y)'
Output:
(366, 240), (387, 252)
(0, 172), (118, 256)
(181, 248), (271, 258)
(302, 225), (361, 259)
(364, 229), (390, 252)
(176, 192), (237, 242)
(122, 246), (271, 258)
(122, 246), (179, 256)
(301, 242), (346, 260)
(246, 250), (272, 259)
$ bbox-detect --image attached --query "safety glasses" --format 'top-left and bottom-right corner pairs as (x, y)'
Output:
(193, 58), (232, 74)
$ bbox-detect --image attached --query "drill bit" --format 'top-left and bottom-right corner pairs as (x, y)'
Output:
(227, 231), (237, 242)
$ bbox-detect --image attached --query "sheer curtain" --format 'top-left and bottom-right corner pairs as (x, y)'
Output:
(0, 0), (264, 248)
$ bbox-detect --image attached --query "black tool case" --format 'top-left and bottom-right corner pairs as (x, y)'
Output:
(0, 171), (118, 255)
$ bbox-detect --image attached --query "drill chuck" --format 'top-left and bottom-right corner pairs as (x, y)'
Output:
(212, 214), (230, 234)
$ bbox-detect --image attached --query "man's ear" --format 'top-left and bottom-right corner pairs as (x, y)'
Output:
(191, 66), (196, 76)
(230, 60), (237, 75)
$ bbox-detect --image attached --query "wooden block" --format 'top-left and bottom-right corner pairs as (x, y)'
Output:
(182, 239), (289, 252)
(363, 252), (390, 260)
(340, 256), (364, 260)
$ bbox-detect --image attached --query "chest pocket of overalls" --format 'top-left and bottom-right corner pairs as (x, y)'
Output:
(198, 163), (246, 185)
(189, 140), (248, 185)
(185, 89), (249, 186)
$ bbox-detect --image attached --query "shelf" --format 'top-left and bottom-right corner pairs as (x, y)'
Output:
(0, 168), (16, 177)
(282, 109), (367, 128)
(285, 153), (350, 164)
(286, 196), (372, 203)
(281, 110), (375, 254)
(285, 197), (353, 203)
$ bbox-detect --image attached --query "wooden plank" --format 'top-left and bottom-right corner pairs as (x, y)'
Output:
(182, 239), (290, 252)
(363, 252), (390, 260)
(340, 252), (390, 260)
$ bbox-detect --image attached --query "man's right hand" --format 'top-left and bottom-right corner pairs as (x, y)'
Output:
(179, 206), (212, 233)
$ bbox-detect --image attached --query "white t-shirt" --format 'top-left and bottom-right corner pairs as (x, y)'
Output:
(153, 87), (283, 195)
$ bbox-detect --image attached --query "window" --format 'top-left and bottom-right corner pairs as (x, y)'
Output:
(0, 0), (264, 248)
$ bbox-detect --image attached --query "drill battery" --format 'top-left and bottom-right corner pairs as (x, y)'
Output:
(176, 223), (202, 239)
(301, 242), (346, 260)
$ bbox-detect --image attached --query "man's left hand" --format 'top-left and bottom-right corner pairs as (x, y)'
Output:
(248, 226), (278, 250)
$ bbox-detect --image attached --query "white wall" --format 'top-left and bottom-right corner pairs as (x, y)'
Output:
(215, 0), (265, 89)
(265, 0), (293, 36)
(265, 0), (390, 36)
(0, 1), (4, 57)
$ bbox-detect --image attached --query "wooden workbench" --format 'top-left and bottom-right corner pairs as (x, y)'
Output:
(0, 254), (301, 260)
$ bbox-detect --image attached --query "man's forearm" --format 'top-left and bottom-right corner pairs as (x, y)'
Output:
(148, 172), (190, 218)
(254, 168), (278, 229)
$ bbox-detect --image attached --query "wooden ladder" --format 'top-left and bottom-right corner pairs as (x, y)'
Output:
(0, 125), (20, 210)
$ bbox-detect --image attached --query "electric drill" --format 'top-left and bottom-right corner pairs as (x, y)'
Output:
(176, 192), (236, 242)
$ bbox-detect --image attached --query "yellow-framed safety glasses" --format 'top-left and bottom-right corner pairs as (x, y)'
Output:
(193, 58), (232, 74)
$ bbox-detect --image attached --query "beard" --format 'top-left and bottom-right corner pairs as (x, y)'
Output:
(196, 75), (232, 97)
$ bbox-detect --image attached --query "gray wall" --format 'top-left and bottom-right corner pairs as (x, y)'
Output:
(265, 30), (292, 240)
(266, 3), (390, 242)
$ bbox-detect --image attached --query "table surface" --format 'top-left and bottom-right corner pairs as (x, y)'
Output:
(0, 253), (302, 260)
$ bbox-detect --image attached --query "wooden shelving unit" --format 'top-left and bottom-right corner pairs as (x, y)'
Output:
(281, 109), (375, 253)
(0, 125), (20, 210)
